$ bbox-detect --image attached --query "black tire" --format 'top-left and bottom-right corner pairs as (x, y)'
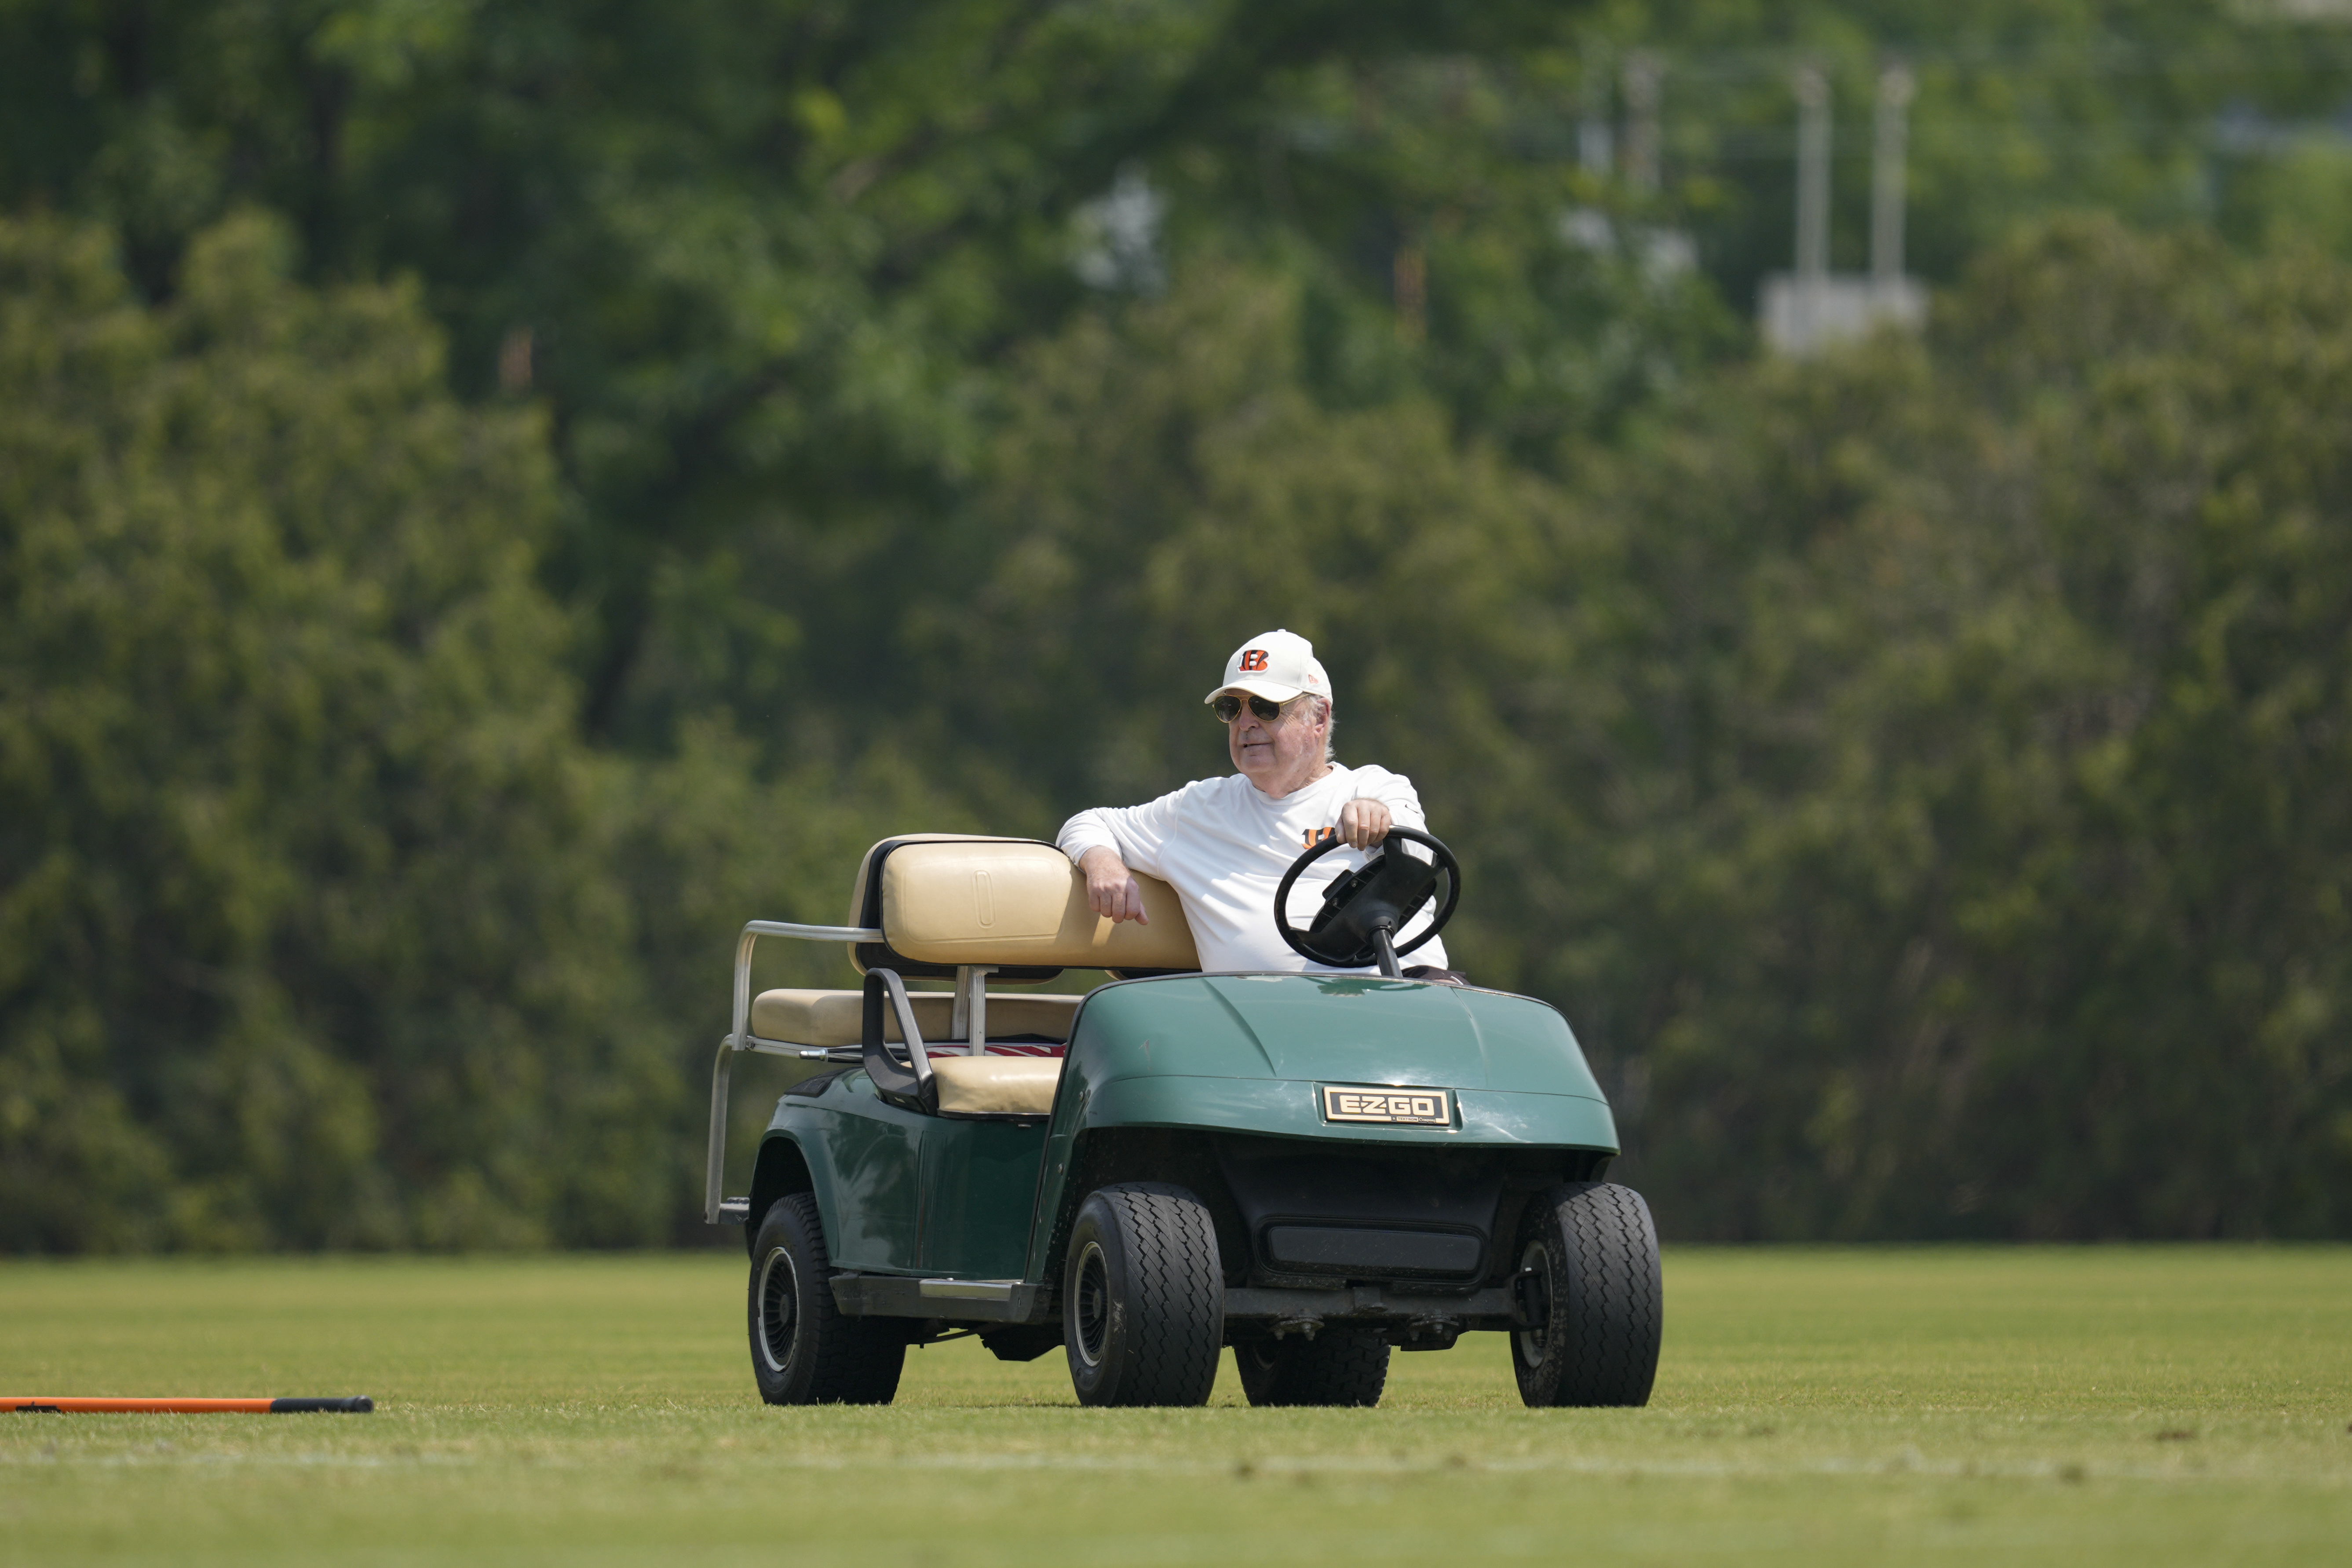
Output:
(1063, 1183), (1223, 1407)
(1511, 1181), (1662, 1408)
(1235, 1330), (1391, 1407)
(748, 1194), (905, 1405)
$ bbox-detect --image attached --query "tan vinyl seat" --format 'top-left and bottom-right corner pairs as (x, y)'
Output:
(749, 989), (1083, 1048)
(873, 840), (1198, 971)
(929, 1055), (1062, 1117)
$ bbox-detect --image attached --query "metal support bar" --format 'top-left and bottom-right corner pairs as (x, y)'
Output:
(704, 1037), (736, 1225)
(865, 968), (934, 1095)
(920, 1279), (1018, 1301)
(730, 919), (885, 1067)
(829, 1274), (1057, 1324)
(736, 1038), (842, 1059)
(1224, 1285), (1515, 1322)
(822, 1276), (1514, 1329)
(706, 917), (888, 1224)
(964, 965), (995, 1052)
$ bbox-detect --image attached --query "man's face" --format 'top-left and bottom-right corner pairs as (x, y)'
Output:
(1224, 692), (1327, 795)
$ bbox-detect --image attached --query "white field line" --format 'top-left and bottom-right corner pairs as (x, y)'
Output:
(3, 1446), (2347, 1486)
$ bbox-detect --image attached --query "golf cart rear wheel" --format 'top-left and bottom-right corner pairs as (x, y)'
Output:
(748, 1193), (905, 1406)
(1063, 1183), (1223, 1407)
(1235, 1330), (1391, 1407)
(1511, 1181), (1662, 1408)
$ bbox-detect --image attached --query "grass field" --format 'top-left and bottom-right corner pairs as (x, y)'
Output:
(4, 1247), (2348, 1565)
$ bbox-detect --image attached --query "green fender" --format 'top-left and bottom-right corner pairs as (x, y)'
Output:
(757, 1075), (1054, 1280)
(1022, 973), (1618, 1282)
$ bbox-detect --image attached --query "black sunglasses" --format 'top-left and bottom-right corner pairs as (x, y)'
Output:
(1211, 693), (1286, 724)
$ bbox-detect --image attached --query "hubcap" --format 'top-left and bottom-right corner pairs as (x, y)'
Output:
(757, 1245), (800, 1374)
(1514, 1239), (1552, 1367)
(1072, 1242), (1110, 1368)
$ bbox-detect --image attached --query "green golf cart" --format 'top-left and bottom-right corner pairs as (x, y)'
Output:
(704, 832), (1660, 1409)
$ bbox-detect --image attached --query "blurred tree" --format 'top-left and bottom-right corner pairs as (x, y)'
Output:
(1559, 216), (2352, 1237)
(2219, 139), (2352, 259)
(0, 211), (705, 1247)
(7, 3), (2345, 770)
(0, 208), (986, 1250)
(0, 0), (1704, 756)
(0, 209), (664, 1247)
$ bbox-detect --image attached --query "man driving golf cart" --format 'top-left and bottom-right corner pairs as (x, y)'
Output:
(1060, 629), (1462, 983)
(712, 634), (1659, 1411)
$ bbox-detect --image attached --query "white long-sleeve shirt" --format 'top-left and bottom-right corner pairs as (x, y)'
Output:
(1056, 764), (1450, 975)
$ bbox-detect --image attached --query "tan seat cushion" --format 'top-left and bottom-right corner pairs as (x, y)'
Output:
(930, 1055), (1062, 1117)
(879, 840), (1199, 970)
(749, 989), (1083, 1048)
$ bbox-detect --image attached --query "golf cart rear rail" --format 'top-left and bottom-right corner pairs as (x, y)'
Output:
(706, 917), (884, 1225)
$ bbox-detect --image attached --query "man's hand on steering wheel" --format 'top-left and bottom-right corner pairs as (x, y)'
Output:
(1078, 845), (1150, 925)
(1274, 826), (1462, 974)
(1336, 797), (1392, 849)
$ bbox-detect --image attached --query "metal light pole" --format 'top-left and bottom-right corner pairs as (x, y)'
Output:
(1872, 62), (1914, 292)
(1622, 51), (1661, 194)
(1793, 63), (1830, 338)
(1580, 51), (1614, 176)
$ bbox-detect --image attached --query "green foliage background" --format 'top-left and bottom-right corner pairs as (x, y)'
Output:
(2, 1), (2348, 1247)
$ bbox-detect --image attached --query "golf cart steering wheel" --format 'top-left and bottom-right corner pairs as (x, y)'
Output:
(1273, 826), (1461, 979)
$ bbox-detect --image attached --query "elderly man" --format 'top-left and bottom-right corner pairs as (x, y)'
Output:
(1057, 630), (1457, 978)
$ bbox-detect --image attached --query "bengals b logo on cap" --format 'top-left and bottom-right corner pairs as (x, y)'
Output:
(1205, 629), (1332, 707)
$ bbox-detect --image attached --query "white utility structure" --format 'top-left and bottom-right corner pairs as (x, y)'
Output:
(1760, 62), (1926, 353)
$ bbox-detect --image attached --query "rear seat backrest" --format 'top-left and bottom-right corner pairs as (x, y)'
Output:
(844, 834), (1032, 932)
(846, 835), (1055, 979)
(878, 840), (1199, 972)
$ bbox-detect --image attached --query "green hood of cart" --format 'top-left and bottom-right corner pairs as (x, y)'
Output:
(1056, 973), (1618, 1150)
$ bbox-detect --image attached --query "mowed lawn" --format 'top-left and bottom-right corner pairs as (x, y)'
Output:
(3, 1247), (2348, 1565)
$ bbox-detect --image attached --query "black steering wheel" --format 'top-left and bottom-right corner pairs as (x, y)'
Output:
(1273, 826), (1461, 978)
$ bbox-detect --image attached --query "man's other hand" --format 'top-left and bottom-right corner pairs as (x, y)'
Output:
(1337, 798), (1393, 849)
(1079, 846), (1150, 925)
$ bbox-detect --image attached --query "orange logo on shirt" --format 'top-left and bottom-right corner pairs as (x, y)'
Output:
(1239, 649), (1269, 671)
(1301, 825), (1337, 848)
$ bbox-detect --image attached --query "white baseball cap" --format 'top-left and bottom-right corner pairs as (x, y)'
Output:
(1205, 629), (1333, 705)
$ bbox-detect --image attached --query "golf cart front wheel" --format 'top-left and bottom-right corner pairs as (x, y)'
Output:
(1511, 1181), (1662, 1408)
(748, 1193), (905, 1406)
(1063, 1183), (1223, 1407)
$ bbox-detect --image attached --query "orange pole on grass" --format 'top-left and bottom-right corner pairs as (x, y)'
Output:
(3, 1396), (373, 1413)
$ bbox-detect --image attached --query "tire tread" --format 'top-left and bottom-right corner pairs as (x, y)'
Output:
(1067, 1182), (1223, 1407)
(1515, 1181), (1661, 1408)
(750, 1193), (905, 1406)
